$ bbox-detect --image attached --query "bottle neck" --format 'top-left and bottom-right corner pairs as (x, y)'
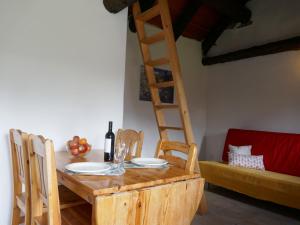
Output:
(108, 121), (113, 132)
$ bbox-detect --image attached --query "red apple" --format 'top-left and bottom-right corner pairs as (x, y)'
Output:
(69, 140), (79, 149)
(71, 148), (79, 156)
(73, 136), (80, 143)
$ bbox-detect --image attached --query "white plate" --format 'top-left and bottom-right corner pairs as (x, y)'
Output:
(65, 162), (111, 173)
(131, 158), (168, 166)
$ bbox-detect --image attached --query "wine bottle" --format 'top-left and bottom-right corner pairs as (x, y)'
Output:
(104, 121), (115, 162)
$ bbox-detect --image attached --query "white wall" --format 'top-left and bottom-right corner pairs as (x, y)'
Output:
(123, 26), (206, 157)
(205, 52), (300, 160)
(0, 0), (127, 224)
(204, 0), (300, 160)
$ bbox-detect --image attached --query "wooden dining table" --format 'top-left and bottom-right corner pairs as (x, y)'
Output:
(56, 150), (204, 225)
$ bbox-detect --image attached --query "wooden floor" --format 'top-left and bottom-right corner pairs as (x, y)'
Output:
(192, 186), (300, 225)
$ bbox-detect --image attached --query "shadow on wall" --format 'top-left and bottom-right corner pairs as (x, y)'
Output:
(198, 138), (206, 160)
(202, 131), (228, 161)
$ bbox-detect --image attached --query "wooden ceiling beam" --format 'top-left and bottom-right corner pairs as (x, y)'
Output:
(203, 0), (251, 23)
(202, 36), (300, 65)
(103, 0), (137, 13)
(201, 16), (231, 56)
(173, 0), (203, 41)
(201, 0), (252, 55)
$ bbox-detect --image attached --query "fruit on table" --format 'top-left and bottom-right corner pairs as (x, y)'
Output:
(73, 136), (80, 143)
(67, 136), (91, 157)
(69, 140), (79, 149)
(79, 138), (87, 145)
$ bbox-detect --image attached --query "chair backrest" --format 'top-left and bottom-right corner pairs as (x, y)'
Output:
(155, 140), (197, 173)
(116, 129), (144, 160)
(10, 129), (31, 224)
(28, 134), (61, 225)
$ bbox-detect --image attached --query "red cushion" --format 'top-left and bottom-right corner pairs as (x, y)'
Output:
(222, 129), (300, 177)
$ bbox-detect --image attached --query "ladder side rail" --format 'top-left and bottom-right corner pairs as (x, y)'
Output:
(158, 0), (196, 145)
(132, 2), (169, 141)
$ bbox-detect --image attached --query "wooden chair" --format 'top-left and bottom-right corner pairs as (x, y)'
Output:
(155, 140), (197, 173)
(10, 129), (31, 225)
(10, 129), (86, 225)
(28, 134), (92, 225)
(116, 129), (144, 160)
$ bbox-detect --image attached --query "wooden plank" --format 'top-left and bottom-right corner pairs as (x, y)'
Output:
(158, 0), (195, 146)
(136, 178), (204, 225)
(159, 126), (184, 131)
(92, 178), (204, 225)
(154, 104), (178, 109)
(133, 2), (169, 141)
(135, 4), (160, 22)
(152, 81), (174, 88)
(55, 150), (201, 196)
(10, 129), (31, 225)
(29, 135), (62, 225)
(202, 36), (300, 65)
(156, 140), (197, 172)
(141, 32), (165, 45)
(146, 57), (169, 67)
(160, 141), (189, 154)
(94, 191), (138, 225)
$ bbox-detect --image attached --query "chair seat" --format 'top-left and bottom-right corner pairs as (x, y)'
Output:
(34, 203), (92, 225)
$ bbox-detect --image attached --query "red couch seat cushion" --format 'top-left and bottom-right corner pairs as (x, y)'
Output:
(222, 129), (300, 177)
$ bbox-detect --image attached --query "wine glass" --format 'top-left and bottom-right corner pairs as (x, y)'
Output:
(114, 141), (128, 174)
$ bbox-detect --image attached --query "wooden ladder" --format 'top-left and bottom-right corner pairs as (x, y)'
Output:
(132, 0), (197, 163)
(132, 0), (207, 214)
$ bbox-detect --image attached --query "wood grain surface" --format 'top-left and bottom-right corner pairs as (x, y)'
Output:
(56, 150), (203, 224)
(94, 178), (203, 225)
(56, 150), (201, 199)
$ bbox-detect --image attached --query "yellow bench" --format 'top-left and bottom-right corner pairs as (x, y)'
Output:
(199, 161), (300, 209)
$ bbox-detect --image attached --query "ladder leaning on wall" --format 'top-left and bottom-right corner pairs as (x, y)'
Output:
(132, 0), (207, 214)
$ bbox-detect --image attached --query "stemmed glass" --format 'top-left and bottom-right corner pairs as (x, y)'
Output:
(113, 141), (128, 175)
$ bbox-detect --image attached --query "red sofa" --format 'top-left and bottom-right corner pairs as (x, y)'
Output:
(200, 128), (300, 209)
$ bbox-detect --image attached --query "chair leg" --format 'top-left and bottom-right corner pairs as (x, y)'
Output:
(24, 212), (30, 225)
(11, 203), (21, 225)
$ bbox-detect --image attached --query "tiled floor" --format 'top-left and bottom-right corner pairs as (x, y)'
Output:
(192, 186), (300, 225)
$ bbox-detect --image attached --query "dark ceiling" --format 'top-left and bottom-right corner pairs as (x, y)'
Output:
(104, 0), (300, 65)
(129, 0), (252, 55)
(148, 3), (220, 41)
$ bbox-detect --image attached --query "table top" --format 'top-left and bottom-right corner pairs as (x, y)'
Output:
(56, 150), (201, 197)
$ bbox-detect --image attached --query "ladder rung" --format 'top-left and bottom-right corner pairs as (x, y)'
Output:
(146, 58), (169, 67)
(141, 32), (165, 45)
(159, 126), (184, 131)
(135, 5), (160, 22)
(155, 104), (178, 109)
(152, 81), (174, 88)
